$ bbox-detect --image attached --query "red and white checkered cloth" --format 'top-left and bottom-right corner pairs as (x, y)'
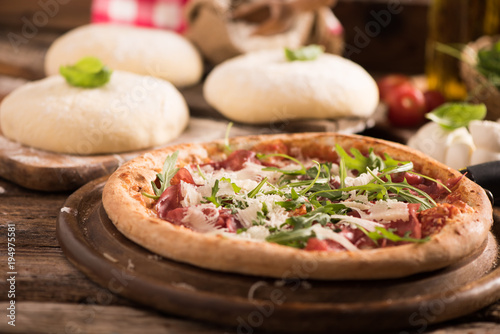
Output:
(91, 0), (188, 33)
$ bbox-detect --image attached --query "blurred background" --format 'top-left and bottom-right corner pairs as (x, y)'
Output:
(0, 0), (430, 84)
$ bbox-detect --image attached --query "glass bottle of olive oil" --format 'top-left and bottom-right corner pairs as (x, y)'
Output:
(426, 0), (500, 101)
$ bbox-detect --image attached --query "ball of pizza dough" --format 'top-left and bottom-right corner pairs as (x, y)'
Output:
(45, 24), (203, 88)
(203, 49), (379, 124)
(0, 71), (189, 155)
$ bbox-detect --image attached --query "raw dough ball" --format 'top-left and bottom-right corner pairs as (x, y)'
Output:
(45, 24), (203, 88)
(0, 71), (189, 155)
(203, 49), (379, 124)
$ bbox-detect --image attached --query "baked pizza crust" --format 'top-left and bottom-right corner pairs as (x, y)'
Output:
(102, 133), (493, 280)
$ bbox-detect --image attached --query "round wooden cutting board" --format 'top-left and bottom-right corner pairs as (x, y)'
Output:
(56, 176), (500, 334)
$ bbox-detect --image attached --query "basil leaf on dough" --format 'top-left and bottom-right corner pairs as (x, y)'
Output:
(59, 56), (112, 88)
(425, 103), (486, 130)
(284, 45), (324, 61)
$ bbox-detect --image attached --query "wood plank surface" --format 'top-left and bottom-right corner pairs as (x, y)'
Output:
(0, 302), (227, 334)
(0, 301), (498, 334)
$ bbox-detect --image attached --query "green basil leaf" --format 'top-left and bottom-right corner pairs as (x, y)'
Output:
(59, 56), (112, 88)
(425, 103), (486, 130)
(284, 45), (324, 62)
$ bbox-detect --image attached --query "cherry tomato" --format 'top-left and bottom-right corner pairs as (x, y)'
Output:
(423, 90), (446, 113)
(376, 74), (412, 102)
(386, 84), (427, 127)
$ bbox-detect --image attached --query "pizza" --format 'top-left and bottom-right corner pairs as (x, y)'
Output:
(102, 132), (493, 280)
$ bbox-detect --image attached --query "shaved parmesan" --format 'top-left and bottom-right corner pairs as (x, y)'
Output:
(310, 225), (358, 251)
(180, 182), (202, 207)
(366, 200), (409, 222)
(329, 215), (384, 232)
(181, 203), (221, 233)
(348, 170), (377, 187)
(343, 199), (409, 223)
(343, 200), (371, 211)
(244, 226), (271, 241)
(236, 199), (262, 228)
(235, 195), (288, 228)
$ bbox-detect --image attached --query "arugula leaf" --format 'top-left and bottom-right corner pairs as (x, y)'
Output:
(220, 177), (241, 193)
(425, 103), (486, 130)
(204, 180), (221, 207)
(286, 203), (347, 230)
(284, 45), (324, 61)
(339, 155), (347, 189)
(377, 162), (414, 179)
(299, 161), (322, 196)
(367, 150), (386, 171)
(379, 181), (437, 210)
(306, 162), (332, 179)
(383, 153), (409, 169)
(309, 174), (437, 211)
(358, 226), (429, 245)
(336, 144), (410, 175)
(310, 183), (388, 202)
(409, 171), (451, 193)
(143, 151), (179, 200)
(59, 56), (112, 88)
(159, 151), (180, 191)
(276, 193), (311, 212)
(266, 227), (314, 247)
(259, 153), (306, 175)
(195, 164), (207, 181)
(335, 144), (368, 174)
(279, 178), (329, 190)
(247, 177), (268, 198)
